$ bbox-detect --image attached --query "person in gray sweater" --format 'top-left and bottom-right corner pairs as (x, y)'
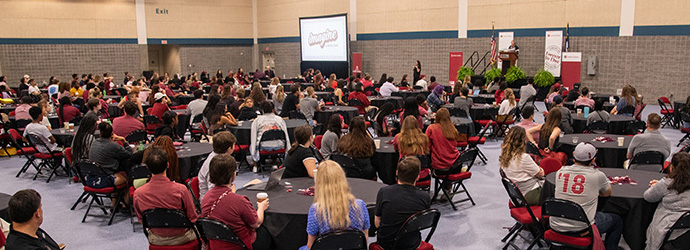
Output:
(643, 152), (690, 250)
(319, 114), (342, 160)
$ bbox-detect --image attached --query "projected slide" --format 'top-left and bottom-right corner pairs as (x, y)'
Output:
(300, 15), (348, 62)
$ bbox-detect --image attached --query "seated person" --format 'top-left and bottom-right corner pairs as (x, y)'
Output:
(134, 146), (199, 246)
(393, 115), (429, 159)
(545, 83), (562, 104)
(574, 87), (595, 109)
(84, 98), (102, 119)
(250, 101), (290, 170)
(374, 157), (431, 250)
(209, 103), (238, 132)
(57, 96), (82, 124)
(88, 122), (131, 188)
(627, 113), (671, 172)
(237, 98), (260, 121)
(416, 94), (429, 117)
(282, 125), (317, 178)
(14, 96), (33, 121)
(320, 114), (342, 160)
(89, 87), (110, 118)
(453, 87), (473, 118)
(118, 90), (145, 117)
(300, 161), (370, 250)
(347, 82), (370, 114)
(552, 96), (573, 134)
(149, 92), (171, 119)
(426, 85), (445, 113)
(186, 90), (207, 124)
(300, 87), (322, 125)
(644, 152), (690, 250)
(565, 83), (581, 102)
(610, 85), (636, 116)
(279, 84), (301, 117)
(5, 189), (64, 250)
(201, 154), (270, 250)
(197, 131), (236, 200)
(336, 117), (377, 180)
(379, 76), (398, 97)
(516, 105), (540, 142)
(500, 127), (544, 205)
(587, 99), (611, 126)
(518, 78), (536, 108)
(154, 111), (179, 140)
(70, 115), (99, 163)
(24, 107), (58, 154)
(526, 108), (562, 153)
(551, 143), (623, 250)
(37, 100), (53, 130)
(113, 101), (145, 138)
(498, 88), (516, 116)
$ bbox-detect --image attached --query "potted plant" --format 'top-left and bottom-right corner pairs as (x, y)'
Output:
(483, 68), (502, 87)
(533, 68), (555, 100)
(457, 66), (474, 83)
(505, 66), (526, 84)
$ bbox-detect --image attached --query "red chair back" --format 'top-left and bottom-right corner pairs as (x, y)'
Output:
(660, 96), (671, 104)
(539, 157), (562, 176)
(314, 135), (323, 150)
(8, 111), (15, 116)
(0, 226), (5, 248)
(8, 128), (22, 142)
(64, 147), (73, 165)
(189, 177), (200, 199)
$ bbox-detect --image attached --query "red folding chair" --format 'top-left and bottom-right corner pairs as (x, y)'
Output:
(25, 134), (65, 183)
(539, 157), (562, 176)
(467, 122), (491, 164)
(257, 129), (287, 174)
(72, 162), (127, 226)
(658, 97), (676, 128)
(542, 198), (596, 249)
(8, 129), (38, 178)
(501, 178), (545, 250)
(414, 155), (432, 191)
(430, 148), (479, 210)
(314, 135), (323, 150)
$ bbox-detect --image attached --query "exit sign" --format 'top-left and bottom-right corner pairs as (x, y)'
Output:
(155, 8), (169, 14)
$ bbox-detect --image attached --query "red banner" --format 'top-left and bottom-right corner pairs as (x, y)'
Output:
(449, 52), (463, 83)
(561, 52), (581, 90)
(351, 52), (362, 76)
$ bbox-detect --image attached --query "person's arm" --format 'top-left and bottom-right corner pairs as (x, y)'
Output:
(304, 158), (317, 177)
(253, 198), (269, 228)
(522, 154), (544, 178)
(48, 135), (56, 144)
(547, 127), (561, 151)
(627, 136), (638, 159)
(117, 97), (126, 108)
(643, 178), (669, 203)
(221, 113), (238, 126)
(525, 125), (541, 146)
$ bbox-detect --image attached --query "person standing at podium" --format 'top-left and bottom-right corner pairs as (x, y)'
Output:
(508, 40), (519, 54)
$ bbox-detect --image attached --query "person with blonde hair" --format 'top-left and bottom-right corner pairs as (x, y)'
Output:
(273, 84), (286, 114)
(300, 160), (370, 250)
(499, 126), (544, 205)
(611, 84), (636, 116)
(393, 115), (429, 159)
(498, 88), (516, 116)
(268, 77), (280, 97)
(300, 87), (322, 125)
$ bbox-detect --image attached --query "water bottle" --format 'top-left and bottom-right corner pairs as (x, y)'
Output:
(138, 141), (145, 151)
(583, 106), (590, 118)
(103, 89), (106, 96)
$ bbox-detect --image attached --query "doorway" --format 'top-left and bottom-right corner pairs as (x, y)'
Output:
(262, 51), (275, 72)
(147, 45), (181, 76)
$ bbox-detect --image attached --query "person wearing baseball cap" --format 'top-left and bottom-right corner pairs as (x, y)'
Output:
(546, 82), (562, 104)
(550, 142), (623, 250)
(552, 95), (574, 134)
(149, 92), (171, 120)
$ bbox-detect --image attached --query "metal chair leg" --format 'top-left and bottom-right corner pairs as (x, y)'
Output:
(71, 192), (87, 210)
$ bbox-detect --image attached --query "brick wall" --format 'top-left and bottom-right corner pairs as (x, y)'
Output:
(178, 45), (253, 77)
(0, 44), (142, 87)
(257, 43), (301, 78)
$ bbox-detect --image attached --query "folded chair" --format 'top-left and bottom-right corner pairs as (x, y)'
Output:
(142, 208), (202, 250)
(431, 148), (479, 210)
(72, 162), (127, 225)
(311, 230), (367, 250)
(501, 178), (545, 250)
(369, 208), (440, 250)
(541, 198), (595, 249)
(196, 218), (248, 249)
(658, 97), (676, 128)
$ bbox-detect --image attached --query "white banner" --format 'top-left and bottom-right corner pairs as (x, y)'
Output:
(497, 32), (513, 69)
(544, 30), (563, 77)
(562, 52), (582, 62)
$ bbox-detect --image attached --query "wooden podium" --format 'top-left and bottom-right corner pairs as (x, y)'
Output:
(499, 51), (519, 74)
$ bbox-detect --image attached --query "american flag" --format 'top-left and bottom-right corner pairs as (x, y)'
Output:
(564, 23), (570, 52)
(490, 24), (497, 65)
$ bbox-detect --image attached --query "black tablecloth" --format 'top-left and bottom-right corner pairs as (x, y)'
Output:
(542, 168), (664, 250)
(443, 104), (498, 122)
(392, 90), (429, 99)
(571, 114), (635, 134)
(423, 117), (475, 135)
(372, 137), (398, 184)
(313, 91), (330, 101)
(173, 110), (190, 139)
(177, 95), (195, 105)
(229, 119), (307, 146)
(314, 106), (359, 126)
(559, 134), (631, 168)
(172, 142), (213, 180)
(0, 192), (10, 222)
(590, 94), (619, 104)
(368, 96), (404, 110)
(0, 106), (16, 114)
(10, 115), (59, 130)
(563, 101), (614, 112)
(50, 126), (78, 146)
(236, 177), (385, 250)
(468, 94), (495, 104)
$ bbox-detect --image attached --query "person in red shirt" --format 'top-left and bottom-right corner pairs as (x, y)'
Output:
(201, 154), (270, 250)
(134, 146), (199, 246)
(347, 82), (370, 114)
(149, 93), (171, 119)
(494, 82), (508, 104)
(112, 101), (145, 137)
(57, 96), (82, 124)
(425, 108), (467, 196)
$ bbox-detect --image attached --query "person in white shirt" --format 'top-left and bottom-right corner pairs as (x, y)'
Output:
(24, 107), (58, 154)
(518, 78), (536, 108)
(498, 88), (516, 116)
(185, 90), (207, 124)
(197, 131), (235, 200)
(379, 77), (399, 97)
(250, 101), (290, 171)
(28, 79), (41, 96)
(415, 75), (428, 90)
(499, 127), (544, 205)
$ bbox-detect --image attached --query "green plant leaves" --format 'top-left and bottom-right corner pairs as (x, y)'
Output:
(484, 68), (502, 86)
(456, 66), (475, 82)
(533, 69), (555, 88)
(505, 66), (526, 83)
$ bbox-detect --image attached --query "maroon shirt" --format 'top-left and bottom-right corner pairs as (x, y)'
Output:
(425, 124), (460, 170)
(133, 175), (198, 237)
(112, 115), (144, 137)
(59, 105), (82, 123)
(201, 186), (258, 250)
(149, 102), (170, 119)
(347, 91), (370, 114)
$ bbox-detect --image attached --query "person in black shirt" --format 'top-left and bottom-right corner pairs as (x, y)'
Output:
(374, 157), (431, 250)
(237, 98), (260, 121)
(281, 125), (317, 178)
(565, 83), (581, 102)
(5, 189), (64, 250)
(279, 84), (301, 117)
(155, 110), (179, 140)
(264, 66), (276, 79)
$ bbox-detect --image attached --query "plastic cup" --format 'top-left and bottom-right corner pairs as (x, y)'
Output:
(374, 139), (381, 149)
(69, 123), (74, 130)
(617, 137), (625, 147)
(576, 109), (582, 116)
(313, 169), (318, 179)
(492, 102), (497, 106)
(256, 192), (268, 203)
(572, 137), (579, 143)
(559, 132), (565, 138)
(63, 122), (69, 129)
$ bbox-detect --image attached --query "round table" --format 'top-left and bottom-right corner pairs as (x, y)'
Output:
(103, 95), (121, 102)
(314, 106), (359, 126)
(542, 168), (664, 250)
(368, 96), (404, 110)
(0, 192), (11, 222)
(559, 134), (631, 168)
(172, 142), (213, 180)
(423, 117), (475, 135)
(10, 115), (59, 130)
(371, 137), (397, 184)
(236, 177), (385, 250)
(590, 94), (619, 104)
(229, 119), (307, 146)
(392, 90), (429, 99)
(313, 91), (331, 101)
(468, 94), (495, 104)
(50, 126), (79, 146)
(571, 114), (635, 134)
(563, 101), (614, 112)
